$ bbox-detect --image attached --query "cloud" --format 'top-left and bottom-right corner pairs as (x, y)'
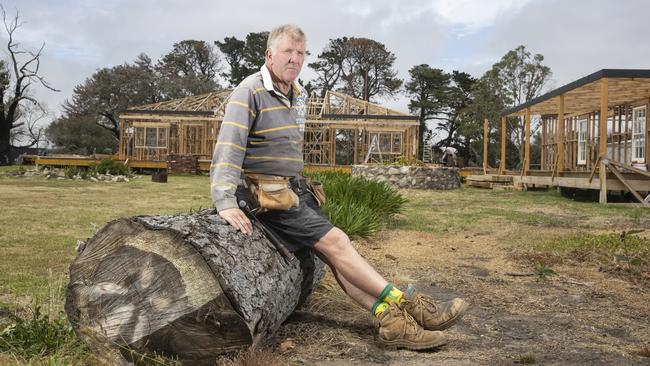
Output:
(430, 0), (531, 35)
(1, 0), (650, 124)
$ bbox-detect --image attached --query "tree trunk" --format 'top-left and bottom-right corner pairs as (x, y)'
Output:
(0, 120), (12, 165)
(65, 210), (324, 365)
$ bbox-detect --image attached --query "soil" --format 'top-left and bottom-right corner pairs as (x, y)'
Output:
(273, 226), (650, 365)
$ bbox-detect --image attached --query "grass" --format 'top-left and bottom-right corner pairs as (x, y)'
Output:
(1, 168), (649, 364)
(389, 186), (650, 234)
(0, 173), (212, 304)
(531, 231), (650, 282)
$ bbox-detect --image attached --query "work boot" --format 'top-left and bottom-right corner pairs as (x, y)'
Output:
(402, 285), (469, 331)
(376, 302), (447, 350)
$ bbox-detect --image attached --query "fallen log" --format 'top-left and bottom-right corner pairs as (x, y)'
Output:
(65, 210), (324, 365)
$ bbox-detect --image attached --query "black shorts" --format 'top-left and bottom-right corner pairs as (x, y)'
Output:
(235, 185), (334, 252)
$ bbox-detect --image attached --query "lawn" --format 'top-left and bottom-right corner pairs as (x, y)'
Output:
(1, 168), (649, 365)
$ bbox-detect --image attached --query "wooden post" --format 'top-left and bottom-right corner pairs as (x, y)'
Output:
(353, 128), (358, 165)
(557, 95), (565, 174)
(599, 78), (609, 204)
(483, 119), (489, 170)
(500, 115), (506, 175)
(525, 108), (531, 174)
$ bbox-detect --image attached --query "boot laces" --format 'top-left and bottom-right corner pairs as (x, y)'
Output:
(411, 294), (439, 325)
(396, 305), (420, 337)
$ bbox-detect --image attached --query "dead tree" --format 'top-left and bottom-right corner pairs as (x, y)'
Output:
(65, 210), (324, 365)
(0, 6), (58, 165)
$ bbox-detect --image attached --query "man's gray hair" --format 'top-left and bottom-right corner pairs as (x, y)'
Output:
(267, 24), (306, 52)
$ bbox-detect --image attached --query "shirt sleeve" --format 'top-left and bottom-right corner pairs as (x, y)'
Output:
(210, 86), (256, 211)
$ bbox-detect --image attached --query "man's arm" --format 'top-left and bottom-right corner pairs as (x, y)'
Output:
(210, 86), (257, 234)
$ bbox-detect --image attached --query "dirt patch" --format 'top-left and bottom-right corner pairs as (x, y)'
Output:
(268, 227), (650, 365)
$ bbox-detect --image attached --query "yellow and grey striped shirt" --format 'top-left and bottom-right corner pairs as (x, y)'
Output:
(210, 65), (308, 211)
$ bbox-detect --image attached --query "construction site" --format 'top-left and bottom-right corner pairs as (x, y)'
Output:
(32, 90), (419, 173)
(467, 69), (650, 206)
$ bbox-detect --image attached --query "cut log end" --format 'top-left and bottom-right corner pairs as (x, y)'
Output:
(65, 210), (324, 365)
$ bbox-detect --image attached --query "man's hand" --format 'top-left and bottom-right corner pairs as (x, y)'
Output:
(219, 208), (253, 235)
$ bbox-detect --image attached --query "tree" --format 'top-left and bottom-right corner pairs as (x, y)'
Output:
(404, 65), (451, 159)
(46, 115), (117, 155)
(483, 45), (551, 168)
(156, 40), (221, 98)
(216, 32), (268, 86)
(63, 54), (160, 139)
(309, 37), (402, 102)
(308, 38), (346, 98)
(65, 40), (224, 140)
(435, 71), (477, 164)
(459, 76), (506, 167)
(0, 7), (58, 165)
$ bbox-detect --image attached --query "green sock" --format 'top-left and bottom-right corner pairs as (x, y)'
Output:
(378, 283), (404, 306)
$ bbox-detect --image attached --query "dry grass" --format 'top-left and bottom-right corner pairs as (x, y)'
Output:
(216, 347), (288, 366)
(636, 345), (650, 358)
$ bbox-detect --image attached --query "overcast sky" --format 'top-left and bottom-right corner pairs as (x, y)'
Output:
(3, 0), (650, 128)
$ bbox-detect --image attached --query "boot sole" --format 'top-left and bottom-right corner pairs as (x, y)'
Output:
(426, 300), (469, 331)
(376, 336), (447, 350)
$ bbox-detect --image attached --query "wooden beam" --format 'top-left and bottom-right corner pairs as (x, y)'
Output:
(483, 118), (489, 170)
(525, 108), (531, 174)
(599, 78), (609, 204)
(500, 116), (506, 175)
(557, 94), (565, 174)
(607, 161), (646, 206)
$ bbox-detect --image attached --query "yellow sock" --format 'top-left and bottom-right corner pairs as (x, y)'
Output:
(382, 285), (404, 306)
(373, 302), (389, 318)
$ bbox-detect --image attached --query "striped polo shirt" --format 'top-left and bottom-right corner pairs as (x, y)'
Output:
(210, 65), (308, 211)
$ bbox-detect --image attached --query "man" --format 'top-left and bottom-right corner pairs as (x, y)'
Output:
(211, 24), (468, 350)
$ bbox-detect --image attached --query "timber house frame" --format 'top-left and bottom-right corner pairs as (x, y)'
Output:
(118, 90), (419, 171)
(486, 69), (650, 206)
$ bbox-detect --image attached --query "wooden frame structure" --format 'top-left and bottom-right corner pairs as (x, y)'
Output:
(486, 69), (650, 205)
(118, 90), (419, 170)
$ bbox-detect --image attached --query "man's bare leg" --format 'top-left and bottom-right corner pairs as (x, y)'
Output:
(313, 227), (388, 298)
(315, 252), (376, 310)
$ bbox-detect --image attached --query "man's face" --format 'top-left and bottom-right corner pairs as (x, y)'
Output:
(266, 35), (305, 84)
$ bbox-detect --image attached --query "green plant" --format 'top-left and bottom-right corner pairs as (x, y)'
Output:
(63, 167), (79, 179)
(305, 171), (406, 238)
(515, 354), (536, 364)
(90, 158), (131, 176)
(0, 306), (75, 359)
(534, 264), (558, 282)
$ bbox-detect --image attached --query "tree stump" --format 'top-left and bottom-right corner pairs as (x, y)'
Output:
(65, 210), (324, 365)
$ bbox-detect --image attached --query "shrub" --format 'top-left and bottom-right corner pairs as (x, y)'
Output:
(0, 307), (75, 359)
(306, 171), (406, 237)
(90, 158), (131, 176)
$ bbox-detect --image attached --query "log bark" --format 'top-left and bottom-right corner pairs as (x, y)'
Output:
(65, 209), (324, 365)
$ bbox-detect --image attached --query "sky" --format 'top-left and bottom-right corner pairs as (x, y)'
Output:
(2, 0), (650, 132)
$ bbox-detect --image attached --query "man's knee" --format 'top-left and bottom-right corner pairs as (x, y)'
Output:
(314, 227), (351, 258)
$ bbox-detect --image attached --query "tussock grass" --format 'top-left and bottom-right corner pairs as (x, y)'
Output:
(307, 172), (406, 237)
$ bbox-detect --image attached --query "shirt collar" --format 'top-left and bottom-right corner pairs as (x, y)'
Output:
(261, 65), (302, 102)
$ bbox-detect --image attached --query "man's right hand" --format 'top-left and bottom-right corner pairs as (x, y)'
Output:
(218, 208), (253, 236)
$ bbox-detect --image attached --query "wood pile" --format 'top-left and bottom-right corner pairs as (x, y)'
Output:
(166, 154), (199, 174)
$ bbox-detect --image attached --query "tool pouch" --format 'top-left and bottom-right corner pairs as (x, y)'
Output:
(307, 180), (326, 206)
(245, 174), (299, 211)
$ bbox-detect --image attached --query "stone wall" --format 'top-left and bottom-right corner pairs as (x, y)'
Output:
(352, 164), (461, 190)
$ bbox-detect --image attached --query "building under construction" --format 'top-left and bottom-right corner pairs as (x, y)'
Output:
(470, 69), (650, 206)
(116, 90), (419, 171)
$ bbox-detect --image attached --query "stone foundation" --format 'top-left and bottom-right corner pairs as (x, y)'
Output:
(352, 164), (460, 190)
